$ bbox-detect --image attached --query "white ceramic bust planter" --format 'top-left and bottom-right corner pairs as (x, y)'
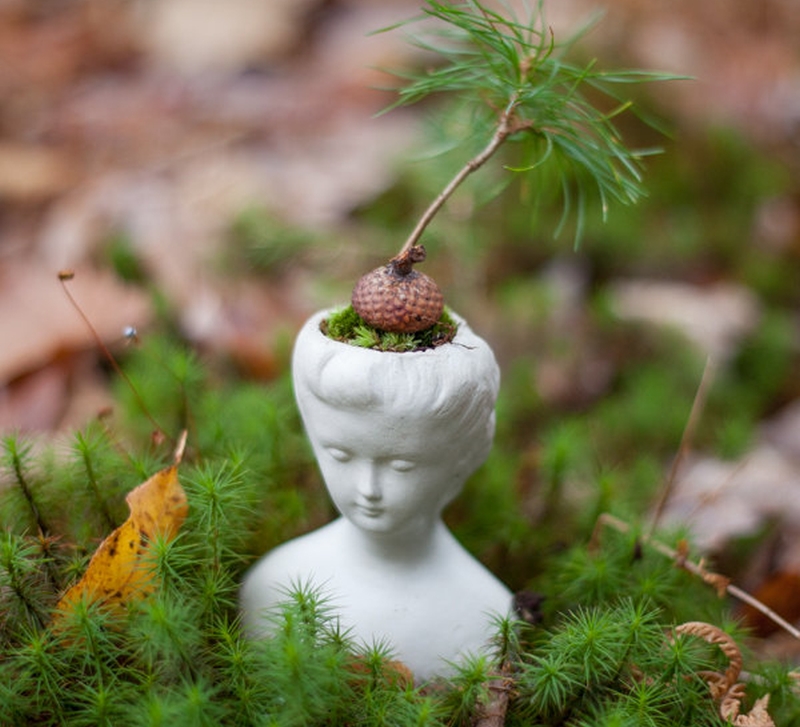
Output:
(240, 308), (512, 682)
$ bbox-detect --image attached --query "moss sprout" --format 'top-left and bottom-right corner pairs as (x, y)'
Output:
(1, 364), (796, 725)
(322, 305), (458, 352)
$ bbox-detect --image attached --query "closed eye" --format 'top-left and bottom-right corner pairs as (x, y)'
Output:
(327, 447), (352, 463)
(389, 459), (415, 472)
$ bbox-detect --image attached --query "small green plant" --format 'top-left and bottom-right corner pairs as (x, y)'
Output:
(3, 415), (797, 726)
(382, 0), (678, 250)
(323, 304), (457, 351)
(337, 0), (680, 343)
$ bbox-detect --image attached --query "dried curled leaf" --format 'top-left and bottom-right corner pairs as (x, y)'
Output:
(720, 683), (749, 721)
(675, 622), (775, 726)
(675, 621), (742, 694)
(722, 692), (776, 727)
(55, 437), (188, 618)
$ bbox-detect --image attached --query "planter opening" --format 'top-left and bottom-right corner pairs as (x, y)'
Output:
(321, 304), (458, 352)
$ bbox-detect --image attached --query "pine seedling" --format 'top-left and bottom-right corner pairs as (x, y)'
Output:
(336, 0), (680, 345)
(385, 0), (679, 246)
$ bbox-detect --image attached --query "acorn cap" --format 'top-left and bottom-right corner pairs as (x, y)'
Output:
(351, 245), (444, 334)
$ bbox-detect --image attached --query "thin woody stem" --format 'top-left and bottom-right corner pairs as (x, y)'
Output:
(398, 95), (521, 256)
(472, 662), (514, 727)
(58, 272), (174, 446)
(648, 356), (716, 539)
(595, 513), (800, 641)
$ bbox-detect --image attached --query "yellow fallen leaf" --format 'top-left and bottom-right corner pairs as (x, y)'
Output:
(56, 433), (188, 617)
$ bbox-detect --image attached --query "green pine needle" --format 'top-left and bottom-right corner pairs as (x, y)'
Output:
(378, 0), (686, 248)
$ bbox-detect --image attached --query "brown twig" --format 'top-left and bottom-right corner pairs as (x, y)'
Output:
(647, 355), (716, 538)
(594, 513), (800, 641)
(472, 663), (514, 727)
(398, 95), (522, 256)
(173, 429), (188, 465)
(58, 271), (173, 446)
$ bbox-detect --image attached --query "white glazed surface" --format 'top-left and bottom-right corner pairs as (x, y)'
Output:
(240, 309), (512, 681)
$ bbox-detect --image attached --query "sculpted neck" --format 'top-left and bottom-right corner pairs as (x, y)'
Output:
(336, 516), (450, 568)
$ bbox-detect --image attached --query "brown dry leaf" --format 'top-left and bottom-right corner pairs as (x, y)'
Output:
(740, 571), (800, 638)
(139, 0), (318, 73)
(0, 263), (152, 389)
(722, 689), (776, 727)
(608, 279), (760, 363)
(0, 143), (79, 203)
(55, 435), (188, 617)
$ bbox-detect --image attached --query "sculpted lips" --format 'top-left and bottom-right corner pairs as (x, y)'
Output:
(355, 501), (383, 517)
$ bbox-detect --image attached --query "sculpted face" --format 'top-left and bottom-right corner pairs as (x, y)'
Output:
(301, 396), (470, 535)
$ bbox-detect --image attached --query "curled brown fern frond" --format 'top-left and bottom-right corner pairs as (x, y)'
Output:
(675, 621), (742, 693)
(674, 622), (775, 726)
(724, 692), (776, 727)
(720, 682), (748, 722)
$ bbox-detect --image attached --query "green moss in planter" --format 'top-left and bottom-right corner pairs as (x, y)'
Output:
(322, 305), (457, 352)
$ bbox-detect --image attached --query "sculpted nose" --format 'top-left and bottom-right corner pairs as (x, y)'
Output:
(357, 463), (382, 501)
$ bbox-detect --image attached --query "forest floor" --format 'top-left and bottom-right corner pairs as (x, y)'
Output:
(1, 0), (800, 662)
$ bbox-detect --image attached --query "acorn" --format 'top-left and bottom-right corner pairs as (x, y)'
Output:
(351, 245), (444, 333)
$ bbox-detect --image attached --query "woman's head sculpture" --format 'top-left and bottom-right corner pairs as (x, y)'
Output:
(292, 311), (500, 515)
(241, 309), (511, 681)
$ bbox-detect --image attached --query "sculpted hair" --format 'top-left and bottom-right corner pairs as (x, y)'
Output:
(292, 311), (500, 473)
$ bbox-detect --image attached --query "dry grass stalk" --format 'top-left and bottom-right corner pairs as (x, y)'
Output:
(593, 512), (800, 641)
(648, 356), (716, 538)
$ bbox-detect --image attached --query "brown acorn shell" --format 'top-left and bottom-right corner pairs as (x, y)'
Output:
(351, 248), (444, 334)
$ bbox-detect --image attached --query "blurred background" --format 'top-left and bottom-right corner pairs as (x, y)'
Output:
(0, 0), (799, 654)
